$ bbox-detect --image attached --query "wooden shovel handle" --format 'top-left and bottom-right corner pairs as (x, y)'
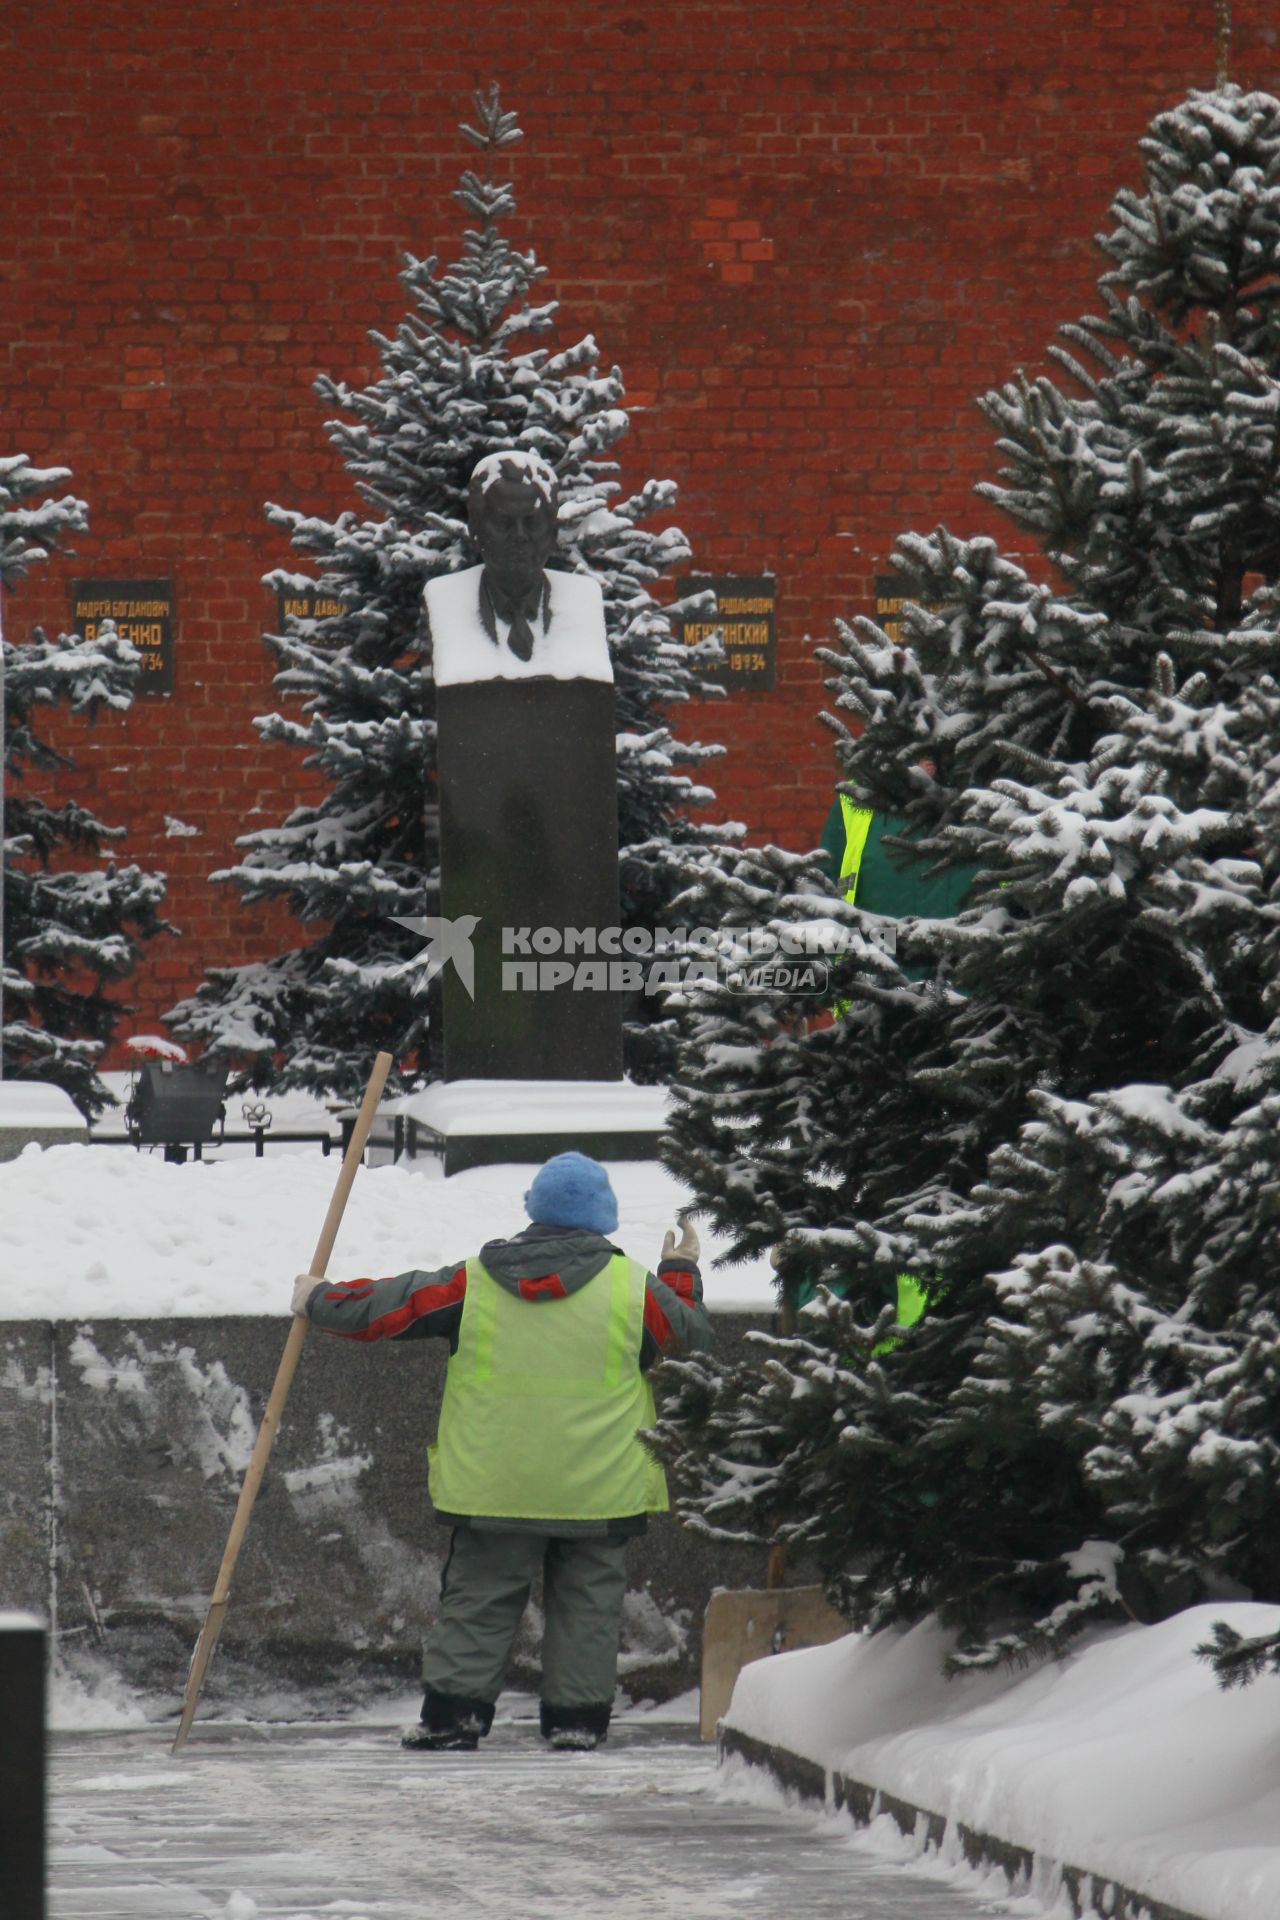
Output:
(306, 1058), (393, 1280)
(171, 1050), (393, 1751)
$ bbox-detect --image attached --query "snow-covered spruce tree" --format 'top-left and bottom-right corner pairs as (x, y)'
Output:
(168, 88), (724, 1099)
(653, 86), (1280, 1668)
(1, 453), (168, 1119)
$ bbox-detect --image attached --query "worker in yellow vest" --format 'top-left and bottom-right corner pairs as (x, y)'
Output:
(819, 789), (976, 926)
(797, 788), (980, 1339)
(292, 1151), (710, 1753)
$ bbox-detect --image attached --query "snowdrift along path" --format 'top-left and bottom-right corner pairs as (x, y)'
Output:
(723, 1608), (1280, 1920)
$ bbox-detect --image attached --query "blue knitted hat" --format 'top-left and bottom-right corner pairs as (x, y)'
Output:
(524, 1152), (618, 1235)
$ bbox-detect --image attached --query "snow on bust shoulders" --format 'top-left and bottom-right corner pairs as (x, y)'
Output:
(426, 564), (612, 686)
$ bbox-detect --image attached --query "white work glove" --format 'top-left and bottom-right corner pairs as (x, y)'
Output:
(291, 1271), (323, 1317)
(661, 1219), (700, 1264)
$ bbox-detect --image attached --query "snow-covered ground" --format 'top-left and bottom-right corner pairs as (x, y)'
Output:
(0, 1092), (777, 1319)
(42, 1621), (1280, 1920)
(724, 1606), (1280, 1920)
(48, 1693), (1038, 1920)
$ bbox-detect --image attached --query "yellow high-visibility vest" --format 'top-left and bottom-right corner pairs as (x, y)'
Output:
(428, 1253), (669, 1521)
(834, 800), (935, 1346)
(838, 795), (875, 903)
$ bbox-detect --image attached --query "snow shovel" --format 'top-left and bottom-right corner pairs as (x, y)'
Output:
(698, 1546), (847, 1740)
(171, 1049), (393, 1753)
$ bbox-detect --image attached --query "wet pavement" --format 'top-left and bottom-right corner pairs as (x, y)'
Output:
(48, 1708), (1021, 1919)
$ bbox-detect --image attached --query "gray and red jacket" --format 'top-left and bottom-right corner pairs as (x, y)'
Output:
(305, 1222), (711, 1370)
(305, 1223), (711, 1537)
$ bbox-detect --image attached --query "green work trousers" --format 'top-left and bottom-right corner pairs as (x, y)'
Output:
(422, 1528), (630, 1709)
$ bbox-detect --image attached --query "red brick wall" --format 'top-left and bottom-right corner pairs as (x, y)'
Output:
(3, 3), (1273, 1056)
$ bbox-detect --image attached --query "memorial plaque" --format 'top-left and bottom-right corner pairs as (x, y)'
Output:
(72, 579), (174, 693)
(874, 575), (908, 644)
(678, 575), (776, 690)
(275, 586), (350, 627)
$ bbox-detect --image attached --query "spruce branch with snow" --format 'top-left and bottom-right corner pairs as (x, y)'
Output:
(1196, 1616), (1280, 1688)
(653, 86), (1280, 1670)
(168, 86), (726, 1099)
(1, 453), (168, 1119)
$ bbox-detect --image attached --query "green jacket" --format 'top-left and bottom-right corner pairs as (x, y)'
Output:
(801, 796), (973, 1337)
(819, 797), (977, 919)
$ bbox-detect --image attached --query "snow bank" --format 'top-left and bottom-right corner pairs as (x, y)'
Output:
(0, 1141), (777, 1319)
(50, 1660), (150, 1733)
(724, 1604), (1280, 1920)
(401, 1076), (668, 1135)
(0, 1082), (86, 1132)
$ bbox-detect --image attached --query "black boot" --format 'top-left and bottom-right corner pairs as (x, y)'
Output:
(540, 1699), (611, 1752)
(401, 1689), (495, 1752)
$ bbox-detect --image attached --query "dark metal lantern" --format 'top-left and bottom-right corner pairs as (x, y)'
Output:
(126, 1058), (229, 1157)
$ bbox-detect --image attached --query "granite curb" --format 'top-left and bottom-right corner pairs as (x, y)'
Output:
(718, 1724), (1205, 1920)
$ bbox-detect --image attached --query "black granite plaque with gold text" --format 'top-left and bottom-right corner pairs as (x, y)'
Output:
(72, 579), (175, 693)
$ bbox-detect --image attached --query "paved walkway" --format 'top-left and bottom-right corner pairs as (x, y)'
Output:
(49, 1711), (1006, 1919)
